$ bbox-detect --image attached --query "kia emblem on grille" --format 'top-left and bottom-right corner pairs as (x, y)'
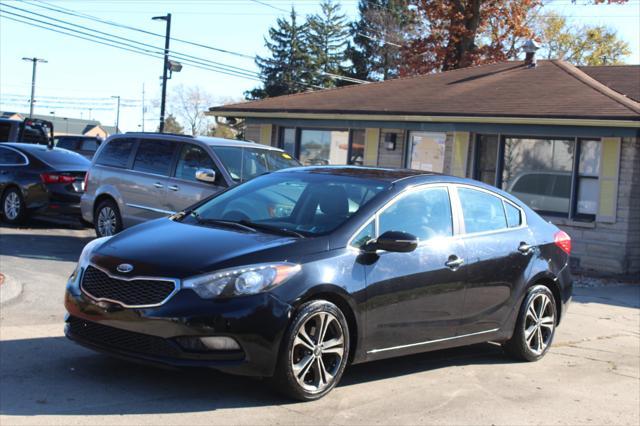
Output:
(116, 263), (134, 274)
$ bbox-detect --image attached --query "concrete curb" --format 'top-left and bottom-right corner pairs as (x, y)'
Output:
(0, 273), (23, 305)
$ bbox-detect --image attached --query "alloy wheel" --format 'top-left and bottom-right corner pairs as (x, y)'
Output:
(4, 192), (21, 220)
(524, 293), (555, 355)
(97, 207), (117, 236)
(291, 311), (345, 393)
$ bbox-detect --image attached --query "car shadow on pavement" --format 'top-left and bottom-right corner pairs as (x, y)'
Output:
(0, 232), (93, 262)
(572, 285), (640, 310)
(0, 336), (512, 416)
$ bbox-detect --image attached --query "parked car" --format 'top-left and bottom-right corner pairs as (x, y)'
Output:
(65, 167), (572, 400)
(81, 133), (301, 238)
(54, 135), (103, 160)
(0, 118), (54, 145)
(0, 143), (89, 224)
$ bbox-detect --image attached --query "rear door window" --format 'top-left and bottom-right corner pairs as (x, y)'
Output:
(96, 138), (135, 168)
(0, 147), (27, 165)
(458, 187), (507, 234)
(132, 139), (176, 176)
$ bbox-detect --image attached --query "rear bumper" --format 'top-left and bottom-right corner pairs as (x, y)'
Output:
(557, 262), (573, 324)
(64, 269), (293, 377)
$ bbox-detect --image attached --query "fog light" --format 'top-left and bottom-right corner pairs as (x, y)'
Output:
(200, 336), (241, 351)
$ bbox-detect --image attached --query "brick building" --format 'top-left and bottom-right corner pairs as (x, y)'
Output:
(209, 60), (640, 275)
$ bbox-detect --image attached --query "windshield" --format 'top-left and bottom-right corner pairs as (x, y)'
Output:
(212, 146), (301, 182)
(182, 172), (389, 236)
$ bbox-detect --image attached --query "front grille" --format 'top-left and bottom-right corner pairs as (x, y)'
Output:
(68, 316), (181, 358)
(81, 265), (176, 307)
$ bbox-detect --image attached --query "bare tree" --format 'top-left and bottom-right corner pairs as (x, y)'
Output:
(171, 85), (214, 136)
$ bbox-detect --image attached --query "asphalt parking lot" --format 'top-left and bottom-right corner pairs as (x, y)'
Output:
(1, 218), (639, 426)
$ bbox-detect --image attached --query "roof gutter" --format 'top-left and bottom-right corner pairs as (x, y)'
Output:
(205, 110), (640, 128)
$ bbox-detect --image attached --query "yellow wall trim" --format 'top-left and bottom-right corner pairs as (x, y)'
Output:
(451, 132), (470, 177)
(259, 124), (273, 146)
(209, 110), (640, 128)
(364, 128), (380, 166)
(597, 137), (621, 223)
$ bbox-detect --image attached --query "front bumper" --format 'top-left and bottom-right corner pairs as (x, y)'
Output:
(64, 270), (293, 377)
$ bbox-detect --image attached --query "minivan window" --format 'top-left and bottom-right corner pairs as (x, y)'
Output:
(133, 140), (175, 176)
(458, 187), (507, 234)
(212, 146), (301, 183)
(81, 139), (100, 152)
(96, 138), (135, 168)
(0, 147), (26, 165)
(379, 187), (453, 241)
(55, 139), (79, 150)
(175, 144), (216, 182)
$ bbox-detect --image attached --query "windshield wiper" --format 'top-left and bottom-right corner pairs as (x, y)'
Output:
(238, 220), (305, 238)
(191, 212), (257, 233)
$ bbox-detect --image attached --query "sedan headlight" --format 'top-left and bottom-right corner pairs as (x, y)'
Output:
(183, 263), (301, 299)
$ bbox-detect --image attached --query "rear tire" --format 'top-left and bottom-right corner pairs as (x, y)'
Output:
(271, 300), (350, 401)
(94, 199), (122, 237)
(1, 187), (27, 225)
(503, 285), (557, 362)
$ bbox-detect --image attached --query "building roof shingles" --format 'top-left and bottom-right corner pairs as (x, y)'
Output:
(212, 60), (640, 121)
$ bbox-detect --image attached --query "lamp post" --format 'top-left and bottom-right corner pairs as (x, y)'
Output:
(152, 13), (171, 133)
(111, 95), (121, 133)
(22, 57), (47, 118)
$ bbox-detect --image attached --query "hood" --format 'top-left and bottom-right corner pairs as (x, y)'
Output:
(90, 218), (318, 278)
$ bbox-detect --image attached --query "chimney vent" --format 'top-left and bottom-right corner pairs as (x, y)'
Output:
(522, 39), (540, 68)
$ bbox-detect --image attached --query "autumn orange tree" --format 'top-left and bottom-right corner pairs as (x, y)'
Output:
(400, 0), (628, 75)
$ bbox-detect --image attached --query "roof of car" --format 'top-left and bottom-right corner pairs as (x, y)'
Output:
(119, 132), (282, 151)
(278, 165), (443, 182)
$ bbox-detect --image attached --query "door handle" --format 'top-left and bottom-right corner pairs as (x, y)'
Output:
(153, 182), (164, 189)
(168, 185), (179, 191)
(445, 256), (464, 270)
(518, 242), (533, 255)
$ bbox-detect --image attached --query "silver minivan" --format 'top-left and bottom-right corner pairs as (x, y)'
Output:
(81, 133), (300, 237)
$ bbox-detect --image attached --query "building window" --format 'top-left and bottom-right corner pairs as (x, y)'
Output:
(299, 129), (349, 165)
(349, 129), (365, 165)
(474, 135), (601, 221)
(407, 132), (446, 172)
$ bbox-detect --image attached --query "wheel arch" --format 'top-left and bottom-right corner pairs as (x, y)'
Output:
(295, 285), (361, 364)
(527, 272), (563, 325)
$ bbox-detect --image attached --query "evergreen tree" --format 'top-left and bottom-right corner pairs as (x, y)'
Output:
(158, 114), (184, 134)
(307, 0), (351, 87)
(247, 8), (316, 99)
(346, 0), (416, 81)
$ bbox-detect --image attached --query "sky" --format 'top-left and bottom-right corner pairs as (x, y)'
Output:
(1, 0), (639, 133)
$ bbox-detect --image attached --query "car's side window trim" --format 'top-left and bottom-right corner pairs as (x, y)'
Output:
(347, 183), (455, 249)
(451, 184), (527, 238)
(0, 146), (29, 166)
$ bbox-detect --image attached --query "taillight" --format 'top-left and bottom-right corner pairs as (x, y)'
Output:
(554, 230), (571, 255)
(83, 171), (90, 192)
(40, 173), (76, 184)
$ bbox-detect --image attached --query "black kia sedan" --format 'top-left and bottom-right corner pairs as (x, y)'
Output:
(64, 167), (572, 400)
(0, 143), (89, 224)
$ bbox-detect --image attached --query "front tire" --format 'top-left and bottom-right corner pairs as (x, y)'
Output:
(272, 300), (350, 401)
(1, 187), (27, 224)
(503, 285), (557, 362)
(94, 199), (122, 237)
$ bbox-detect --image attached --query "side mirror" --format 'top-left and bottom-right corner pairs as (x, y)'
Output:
(363, 231), (418, 253)
(195, 168), (216, 183)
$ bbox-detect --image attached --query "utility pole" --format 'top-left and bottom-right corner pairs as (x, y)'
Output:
(22, 57), (47, 118)
(152, 13), (171, 133)
(111, 95), (121, 133)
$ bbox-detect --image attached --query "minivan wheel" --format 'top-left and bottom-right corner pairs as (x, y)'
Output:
(272, 300), (350, 401)
(1, 187), (27, 224)
(94, 199), (122, 237)
(503, 285), (556, 362)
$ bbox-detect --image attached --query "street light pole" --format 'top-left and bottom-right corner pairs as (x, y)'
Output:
(153, 13), (171, 133)
(22, 57), (47, 118)
(111, 95), (121, 133)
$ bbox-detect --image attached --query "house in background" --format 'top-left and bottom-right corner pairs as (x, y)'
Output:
(0, 112), (119, 137)
(210, 60), (640, 276)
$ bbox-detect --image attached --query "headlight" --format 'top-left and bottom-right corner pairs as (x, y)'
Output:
(70, 236), (111, 279)
(183, 263), (301, 299)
